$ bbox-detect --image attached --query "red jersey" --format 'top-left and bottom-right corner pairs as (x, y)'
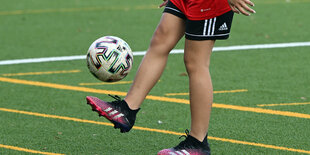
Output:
(170, 0), (231, 20)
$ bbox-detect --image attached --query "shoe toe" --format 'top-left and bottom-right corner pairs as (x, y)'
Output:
(157, 149), (172, 155)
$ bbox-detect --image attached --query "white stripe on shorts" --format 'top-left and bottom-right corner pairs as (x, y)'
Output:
(203, 17), (217, 36)
(211, 17), (217, 35)
(207, 18), (213, 36)
(203, 19), (208, 36)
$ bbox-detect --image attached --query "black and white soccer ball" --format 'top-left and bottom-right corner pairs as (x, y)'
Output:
(86, 36), (133, 82)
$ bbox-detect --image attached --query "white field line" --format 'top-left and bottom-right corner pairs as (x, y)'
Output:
(0, 41), (309, 65)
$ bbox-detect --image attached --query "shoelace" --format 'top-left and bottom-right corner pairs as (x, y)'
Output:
(176, 129), (211, 152)
(179, 129), (190, 140)
(108, 94), (122, 101)
(174, 129), (192, 149)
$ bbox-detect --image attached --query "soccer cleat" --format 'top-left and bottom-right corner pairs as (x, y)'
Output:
(157, 130), (210, 155)
(86, 95), (139, 133)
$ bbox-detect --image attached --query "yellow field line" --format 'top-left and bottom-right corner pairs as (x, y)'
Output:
(165, 92), (189, 96)
(0, 107), (114, 126)
(0, 144), (64, 155)
(1, 70), (80, 76)
(213, 103), (310, 119)
(0, 76), (127, 95)
(257, 102), (310, 107)
(79, 80), (161, 86)
(165, 89), (248, 96)
(0, 107), (309, 154)
(0, 77), (309, 119)
(209, 137), (310, 154)
(0, 5), (157, 16)
(79, 81), (133, 86)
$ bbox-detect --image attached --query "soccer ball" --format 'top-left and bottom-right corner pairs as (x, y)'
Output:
(86, 36), (133, 82)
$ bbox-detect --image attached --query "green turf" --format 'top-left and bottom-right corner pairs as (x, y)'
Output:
(0, 0), (310, 154)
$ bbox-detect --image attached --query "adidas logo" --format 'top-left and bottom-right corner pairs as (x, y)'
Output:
(219, 22), (228, 31)
(168, 150), (190, 155)
(104, 107), (124, 119)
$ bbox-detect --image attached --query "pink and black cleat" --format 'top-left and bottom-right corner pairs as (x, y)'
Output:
(86, 95), (139, 133)
(158, 130), (211, 155)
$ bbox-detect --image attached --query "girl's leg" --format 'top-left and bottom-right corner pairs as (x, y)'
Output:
(125, 13), (185, 110)
(184, 39), (215, 142)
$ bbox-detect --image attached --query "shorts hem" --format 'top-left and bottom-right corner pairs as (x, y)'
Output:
(185, 35), (230, 41)
(163, 2), (186, 20)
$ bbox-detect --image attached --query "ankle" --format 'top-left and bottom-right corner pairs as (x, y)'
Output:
(189, 131), (207, 142)
(123, 99), (140, 111)
(124, 98), (140, 110)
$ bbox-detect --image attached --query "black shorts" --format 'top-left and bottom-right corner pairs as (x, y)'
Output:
(163, 1), (234, 40)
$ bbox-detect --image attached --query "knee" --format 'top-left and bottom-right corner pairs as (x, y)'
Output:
(184, 56), (210, 74)
(149, 24), (173, 50)
(184, 57), (196, 74)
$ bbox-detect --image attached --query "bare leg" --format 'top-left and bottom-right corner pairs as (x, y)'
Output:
(184, 39), (215, 142)
(125, 13), (185, 110)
